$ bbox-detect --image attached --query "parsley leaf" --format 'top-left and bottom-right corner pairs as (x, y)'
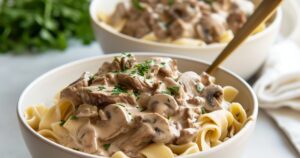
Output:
(168, 0), (174, 5)
(162, 90), (171, 95)
(70, 115), (78, 120)
(167, 86), (180, 96)
(112, 85), (127, 95)
(202, 0), (215, 4)
(135, 60), (153, 76)
(201, 107), (207, 114)
(132, 0), (144, 10)
(98, 86), (106, 91)
(59, 120), (66, 126)
(103, 144), (111, 151)
(196, 83), (204, 93)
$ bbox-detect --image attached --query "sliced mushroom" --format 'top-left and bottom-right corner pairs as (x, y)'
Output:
(137, 93), (151, 109)
(95, 104), (131, 141)
(227, 9), (247, 33)
(202, 85), (224, 112)
(169, 2), (200, 22)
(200, 72), (215, 86)
(147, 94), (178, 117)
(76, 104), (98, 118)
(195, 14), (226, 43)
(178, 71), (201, 97)
(77, 121), (98, 153)
(142, 113), (174, 143)
(109, 122), (155, 157)
(169, 19), (195, 40)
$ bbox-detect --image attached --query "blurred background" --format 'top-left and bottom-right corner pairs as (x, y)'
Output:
(1, 0), (300, 158)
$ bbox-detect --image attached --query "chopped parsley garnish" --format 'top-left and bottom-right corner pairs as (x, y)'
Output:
(134, 60), (153, 76)
(132, 0), (144, 10)
(89, 75), (95, 81)
(73, 148), (80, 151)
(98, 86), (106, 91)
(88, 75), (95, 85)
(130, 70), (137, 75)
(201, 107), (207, 114)
(160, 62), (166, 67)
(167, 86), (180, 96)
(168, 0), (174, 5)
(202, 0), (215, 4)
(59, 120), (66, 126)
(103, 144), (111, 151)
(112, 85), (127, 95)
(70, 115), (78, 120)
(196, 83), (204, 93)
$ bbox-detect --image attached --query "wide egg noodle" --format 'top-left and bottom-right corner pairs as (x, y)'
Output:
(229, 102), (248, 132)
(220, 30), (234, 43)
(196, 110), (234, 151)
(172, 38), (206, 46)
(111, 151), (129, 158)
(223, 86), (239, 102)
(169, 143), (199, 156)
(39, 99), (74, 130)
(140, 143), (174, 158)
(25, 105), (48, 130)
(38, 129), (60, 143)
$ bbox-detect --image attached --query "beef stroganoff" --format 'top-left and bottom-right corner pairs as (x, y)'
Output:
(98, 0), (265, 46)
(25, 54), (248, 158)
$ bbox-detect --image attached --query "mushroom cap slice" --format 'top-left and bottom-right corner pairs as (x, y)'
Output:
(95, 104), (131, 141)
(142, 113), (174, 143)
(202, 85), (224, 112)
(76, 121), (98, 153)
(147, 94), (179, 117)
(178, 71), (201, 97)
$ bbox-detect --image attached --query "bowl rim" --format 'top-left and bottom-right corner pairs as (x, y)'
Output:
(89, 0), (282, 50)
(17, 53), (258, 158)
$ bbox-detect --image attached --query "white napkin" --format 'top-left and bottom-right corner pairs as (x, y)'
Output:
(253, 41), (300, 154)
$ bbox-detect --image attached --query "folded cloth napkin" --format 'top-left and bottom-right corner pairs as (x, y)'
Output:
(253, 41), (300, 154)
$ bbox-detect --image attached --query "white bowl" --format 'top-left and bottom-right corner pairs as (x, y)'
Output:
(89, 0), (282, 79)
(17, 53), (258, 158)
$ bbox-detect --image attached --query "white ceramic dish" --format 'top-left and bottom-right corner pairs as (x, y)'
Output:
(17, 53), (258, 158)
(89, 0), (282, 79)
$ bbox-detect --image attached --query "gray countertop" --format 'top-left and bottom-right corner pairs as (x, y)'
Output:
(0, 43), (298, 158)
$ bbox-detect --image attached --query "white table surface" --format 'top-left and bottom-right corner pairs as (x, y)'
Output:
(0, 42), (298, 158)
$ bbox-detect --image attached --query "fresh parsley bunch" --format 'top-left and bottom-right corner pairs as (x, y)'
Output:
(0, 0), (94, 54)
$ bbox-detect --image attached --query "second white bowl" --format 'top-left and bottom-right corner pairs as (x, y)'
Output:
(89, 0), (282, 79)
